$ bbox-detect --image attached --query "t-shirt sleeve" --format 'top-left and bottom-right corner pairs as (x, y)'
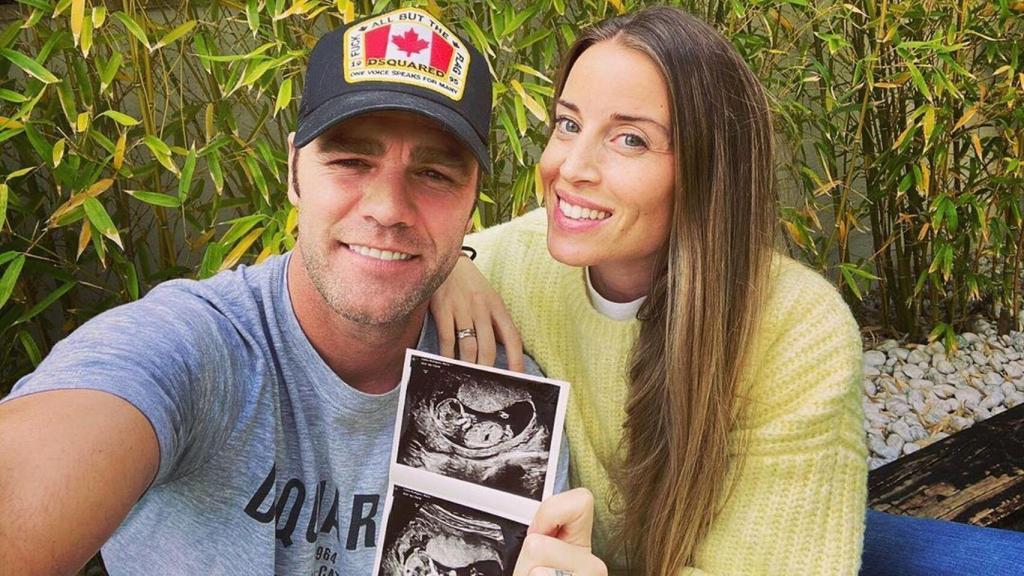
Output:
(3, 283), (250, 487)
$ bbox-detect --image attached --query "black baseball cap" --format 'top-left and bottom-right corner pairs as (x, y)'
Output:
(294, 8), (492, 172)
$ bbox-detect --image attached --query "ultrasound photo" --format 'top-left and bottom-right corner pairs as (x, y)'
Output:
(396, 354), (559, 500)
(378, 486), (527, 576)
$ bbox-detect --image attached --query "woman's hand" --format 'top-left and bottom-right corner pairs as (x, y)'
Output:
(430, 255), (525, 371)
(514, 488), (608, 576)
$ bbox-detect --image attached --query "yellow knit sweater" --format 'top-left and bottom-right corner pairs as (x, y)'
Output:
(468, 208), (867, 575)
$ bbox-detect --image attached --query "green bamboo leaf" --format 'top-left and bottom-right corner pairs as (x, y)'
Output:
(208, 149), (224, 193)
(513, 64), (551, 83)
(127, 190), (182, 208)
(0, 254), (26, 310)
(99, 110), (140, 126)
(274, 78), (293, 115)
(905, 61), (932, 101)
(0, 88), (29, 103)
(142, 134), (172, 156)
(15, 281), (74, 325)
(244, 155), (269, 203)
(52, 138), (65, 167)
(179, 147), (196, 200)
(221, 214), (263, 246)
(496, 108), (523, 164)
(5, 166), (34, 181)
(93, 5), (106, 27)
(152, 20), (196, 51)
(16, 0), (51, 10)
(99, 52), (122, 92)
(0, 47), (59, 83)
(17, 330), (41, 367)
(83, 197), (123, 249)
(195, 42), (276, 63)
(112, 11), (150, 50)
(246, 0), (260, 35)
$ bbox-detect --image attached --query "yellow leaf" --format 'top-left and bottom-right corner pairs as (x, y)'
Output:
(952, 106), (977, 133)
(971, 132), (983, 158)
(113, 131), (126, 170)
(918, 222), (931, 242)
(77, 221), (91, 260)
(255, 245), (274, 264)
(85, 178), (115, 197)
(205, 103), (214, 143)
(783, 221), (806, 248)
(607, 0), (626, 14)
(425, 0), (442, 18)
(52, 139), (65, 167)
(919, 160), (931, 196)
(285, 206), (298, 235)
(75, 111), (89, 133)
(510, 80), (548, 124)
(220, 227), (265, 271)
(338, 0), (355, 23)
(534, 164), (544, 205)
(274, 0), (314, 20)
(922, 106), (936, 143)
(49, 178), (114, 225)
(71, 0), (85, 47)
(0, 116), (24, 130)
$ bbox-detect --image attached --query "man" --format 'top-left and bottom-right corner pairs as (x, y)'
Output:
(0, 9), (601, 575)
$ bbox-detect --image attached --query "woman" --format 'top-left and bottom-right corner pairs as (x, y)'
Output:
(432, 6), (866, 574)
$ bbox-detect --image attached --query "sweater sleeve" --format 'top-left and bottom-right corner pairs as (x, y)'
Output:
(684, 259), (867, 575)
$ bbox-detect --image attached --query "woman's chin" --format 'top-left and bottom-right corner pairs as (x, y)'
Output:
(546, 236), (597, 268)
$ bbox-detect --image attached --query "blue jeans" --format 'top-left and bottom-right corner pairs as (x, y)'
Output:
(861, 509), (1024, 575)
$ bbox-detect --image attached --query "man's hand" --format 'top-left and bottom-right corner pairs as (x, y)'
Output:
(514, 488), (608, 576)
(0, 389), (158, 574)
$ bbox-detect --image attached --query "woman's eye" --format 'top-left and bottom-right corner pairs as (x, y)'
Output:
(620, 133), (648, 149)
(555, 116), (580, 134)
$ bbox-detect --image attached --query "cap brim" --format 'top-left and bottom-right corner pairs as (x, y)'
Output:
(293, 90), (491, 173)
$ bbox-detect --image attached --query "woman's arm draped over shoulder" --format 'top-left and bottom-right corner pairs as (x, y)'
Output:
(431, 208), (549, 370)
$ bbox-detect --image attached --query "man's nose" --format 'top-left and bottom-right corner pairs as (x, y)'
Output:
(358, 169), (415, 229)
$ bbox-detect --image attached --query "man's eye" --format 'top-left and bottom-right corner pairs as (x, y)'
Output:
(421, 169), (453, 182)
(329, 158), (369, 168)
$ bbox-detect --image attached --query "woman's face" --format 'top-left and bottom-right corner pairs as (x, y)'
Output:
(541, 40), (674, 279)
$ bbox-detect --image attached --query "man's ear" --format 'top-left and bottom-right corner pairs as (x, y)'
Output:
(286, 132), (299, 206)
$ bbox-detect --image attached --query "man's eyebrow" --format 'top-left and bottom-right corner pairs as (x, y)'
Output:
(556, 98), (670, 136)
(316, 136), (384, 156)
(410, 144), (474, 172)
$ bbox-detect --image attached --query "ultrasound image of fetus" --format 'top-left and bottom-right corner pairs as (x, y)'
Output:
(399, 365), (554, 499)
(380, 491), (517, 576)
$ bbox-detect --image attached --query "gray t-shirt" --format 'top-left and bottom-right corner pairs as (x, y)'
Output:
(5, 253), (561, 575)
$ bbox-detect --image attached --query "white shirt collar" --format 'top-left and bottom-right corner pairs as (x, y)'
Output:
(585, 267), (646, 321)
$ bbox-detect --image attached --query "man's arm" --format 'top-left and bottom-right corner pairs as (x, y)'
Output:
(0, 389), (158, 574)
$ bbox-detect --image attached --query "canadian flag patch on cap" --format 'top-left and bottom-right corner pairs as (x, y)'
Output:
(343, 8), (472, 101)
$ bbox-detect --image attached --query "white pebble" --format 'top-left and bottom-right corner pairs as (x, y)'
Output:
(863, 350), (887, 366)
(902, 364), (925, 380)
(903, 442), (920, 455)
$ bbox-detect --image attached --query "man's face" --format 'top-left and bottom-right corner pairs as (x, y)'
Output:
(288, 110), (478, 326)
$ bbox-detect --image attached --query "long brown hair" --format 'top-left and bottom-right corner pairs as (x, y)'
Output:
(551, 7), (776, 574)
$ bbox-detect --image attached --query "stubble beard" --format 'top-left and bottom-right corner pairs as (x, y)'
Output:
(299, 227), (459, 328)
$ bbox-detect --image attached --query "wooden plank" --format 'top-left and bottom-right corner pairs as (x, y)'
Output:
(868, 403), (1024, 531)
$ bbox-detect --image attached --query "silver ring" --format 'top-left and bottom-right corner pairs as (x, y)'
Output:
(456, 328), (477, 340)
